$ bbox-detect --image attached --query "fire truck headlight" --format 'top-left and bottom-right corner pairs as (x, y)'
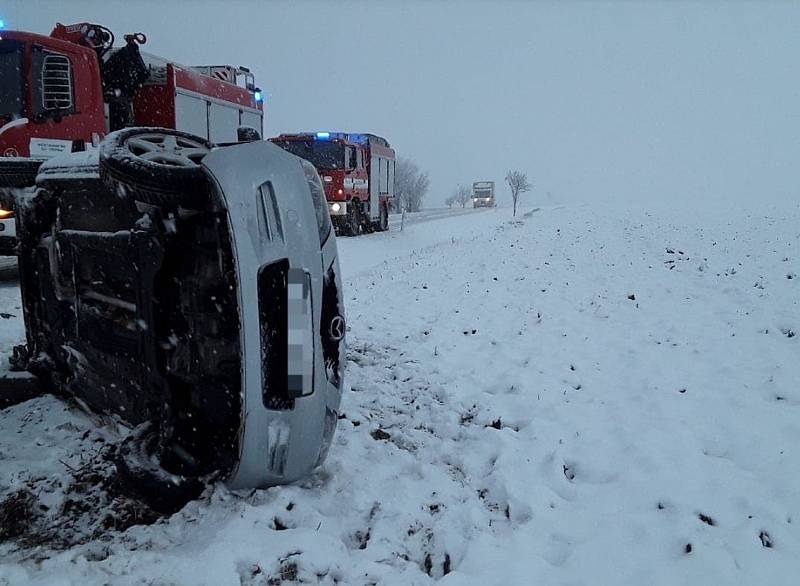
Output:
(323, 176), (333, 182)
(331, 202), (341, 213)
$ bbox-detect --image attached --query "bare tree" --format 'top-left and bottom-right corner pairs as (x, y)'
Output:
(452, 184), (472, 208)
(409, 170), (430, 212)
(505, 170), (531, 217)
(444, 194), (456, 208)
(395, 157), (430, 213)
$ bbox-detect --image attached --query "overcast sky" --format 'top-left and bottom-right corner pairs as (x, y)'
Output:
(6, 0), (799, 206)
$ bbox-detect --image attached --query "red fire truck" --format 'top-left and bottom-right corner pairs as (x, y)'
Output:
(0, 22), (264, 185)
(271, 132), (395, 235)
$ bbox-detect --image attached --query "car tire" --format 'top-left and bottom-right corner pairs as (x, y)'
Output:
(115, 423), (206, 515)
(0, 159), (42, 189)
(99, 128), (213, 207)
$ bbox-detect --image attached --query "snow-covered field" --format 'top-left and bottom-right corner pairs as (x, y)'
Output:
(1, 201), (799, 585)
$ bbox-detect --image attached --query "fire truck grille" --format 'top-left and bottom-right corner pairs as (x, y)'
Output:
(41, 54), (73, 111)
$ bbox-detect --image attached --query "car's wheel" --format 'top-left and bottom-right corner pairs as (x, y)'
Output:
(0, 159), (42, 188)
(115, 423), (206, 515)
(372, 203), (389, 232)
(99, 128), (212, 207)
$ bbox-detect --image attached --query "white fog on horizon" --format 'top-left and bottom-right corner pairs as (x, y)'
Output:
(5, 0), (799, 208)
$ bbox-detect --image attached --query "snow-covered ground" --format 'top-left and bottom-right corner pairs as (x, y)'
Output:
(1, 201), (799, 585)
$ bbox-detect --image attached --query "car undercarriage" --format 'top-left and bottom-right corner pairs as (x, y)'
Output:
(16, 153), (243, 481)
(3, 129), (346, 512)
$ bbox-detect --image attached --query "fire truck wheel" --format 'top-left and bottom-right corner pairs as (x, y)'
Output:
(372, 203), (389, 232)
(115, 423), (206, 515)
(362, 211), (375, 234)
(0, 159), (42, 188)
(100, 128), (213, 207)
(345, 205), (361, 236)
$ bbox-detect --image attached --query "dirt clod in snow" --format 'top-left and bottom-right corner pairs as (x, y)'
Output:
(563, 464), (576, 481)
(759, 531), (773, 548)
(698, 513), (716, 526)
(267, 561), (298, 585)
(424, 552), (433, 576)
(0, 490), (36, 541)
(370, 428), (391, 441)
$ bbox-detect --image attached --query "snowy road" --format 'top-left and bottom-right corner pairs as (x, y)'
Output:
(1, 201), (799, 585)
(387, 207), (491, 230)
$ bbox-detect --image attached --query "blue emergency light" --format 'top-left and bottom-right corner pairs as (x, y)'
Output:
(0, 18), (6, 30)
(315, 132), (331, 140)
(254, 91), (263, 103)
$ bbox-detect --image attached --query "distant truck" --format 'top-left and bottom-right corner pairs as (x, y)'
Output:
(472, 181), (495, 208)
(271, 132), (395, 236)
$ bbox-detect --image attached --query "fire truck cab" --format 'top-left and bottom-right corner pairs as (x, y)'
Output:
(0, 21), (264, 251)
(271, 132), (395, 235)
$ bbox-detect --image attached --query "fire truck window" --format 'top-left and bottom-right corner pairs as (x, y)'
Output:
(346, 147), (357, 170)
(300, 159), (333, 245)
(356, 150), (363, 169)
(278, 141), (344, 170)
(0, 41), (25, 118)
(32, 49), (75, 116)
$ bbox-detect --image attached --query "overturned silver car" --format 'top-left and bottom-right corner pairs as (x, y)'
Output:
(11, 128), (346, 509)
